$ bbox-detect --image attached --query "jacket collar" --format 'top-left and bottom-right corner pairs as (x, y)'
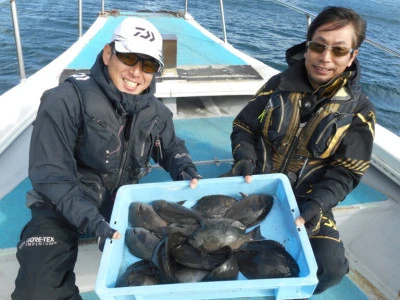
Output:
(90, 51), (157, 116)
(280, 41), (362, 99)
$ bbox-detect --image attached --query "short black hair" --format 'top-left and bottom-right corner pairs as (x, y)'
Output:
(307, 6), (367, 49)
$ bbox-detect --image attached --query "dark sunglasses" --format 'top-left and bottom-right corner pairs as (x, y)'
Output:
(306, 41), (354, 57)
(111, 47), (161, 73)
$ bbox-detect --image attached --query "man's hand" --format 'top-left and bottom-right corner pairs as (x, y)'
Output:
(95, 220), (121, 251)
(178, 167), (202, 188)
(295, 200), (322, 236)
(232, 159), (255, 183)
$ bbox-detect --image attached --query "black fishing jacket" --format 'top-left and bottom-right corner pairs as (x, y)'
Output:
(28, 52), (196, 235)
(231, 42), (376, 212)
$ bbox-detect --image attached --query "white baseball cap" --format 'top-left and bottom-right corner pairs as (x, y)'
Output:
(111, 17), (164, 66)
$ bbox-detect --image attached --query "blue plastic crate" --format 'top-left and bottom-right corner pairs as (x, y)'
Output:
(95, 174), (318, 299)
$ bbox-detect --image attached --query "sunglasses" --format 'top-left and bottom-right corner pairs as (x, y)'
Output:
(112, 47), (161, 73)
(306, 41), (354, 57)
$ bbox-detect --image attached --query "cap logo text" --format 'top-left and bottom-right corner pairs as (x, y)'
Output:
(134, 26), (155, 42)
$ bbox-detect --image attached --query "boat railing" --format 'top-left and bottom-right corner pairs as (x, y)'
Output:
(9, 0), (400, 82)
(184, 0), (228, 43)
(10, 0), (25, 80)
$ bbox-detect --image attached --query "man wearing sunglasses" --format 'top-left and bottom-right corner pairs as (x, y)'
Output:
(225, 6), (375, 295)
(12, 18), (201, 299)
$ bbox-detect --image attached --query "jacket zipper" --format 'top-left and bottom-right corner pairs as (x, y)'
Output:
(113, 139), (129, 195)
(314, 112), (345, 144)
(140, 118), (158, 156)
(277, 94), (285, 133)
(294, 164), (325, 189)
(304, 107), (324, 135)
(279, 126), (302, 173)
(260, 137), (267, 172)
(155, 134), (163, 161)
(113, 110), (138, 192)
(278, 98), (301, 173)
(296, 157), (309, 185)
(88, 114), (107, 127)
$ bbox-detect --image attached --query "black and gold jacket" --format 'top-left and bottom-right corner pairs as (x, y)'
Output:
(231, 42), (376, 212)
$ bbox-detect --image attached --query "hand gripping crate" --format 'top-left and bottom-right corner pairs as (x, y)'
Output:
(95, 174), (318, 299)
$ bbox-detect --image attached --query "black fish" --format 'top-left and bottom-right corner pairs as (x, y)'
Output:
(116, 260), (160, 287)
(125, 227), (161, 261)
(203, 246), (239, 281)
(151, 237), (179, 284)
(151, 233), (211, 284)
(203, 217), (246, 231)
(152, 199), (205, 225)
(158, 223), (199, 237)
(128, 202), (168, 233)
(191, 194), (238, 218)
(189, 223), (265, 252)
(168, 232), (231, 270)
(235, 240), (300, 279)
(223, 193), (274, 227)
(174, 265), (209, 283)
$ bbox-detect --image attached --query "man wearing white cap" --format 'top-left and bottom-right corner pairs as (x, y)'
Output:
(12, 17), (201, 299)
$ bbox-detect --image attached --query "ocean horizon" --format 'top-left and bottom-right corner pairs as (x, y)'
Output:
(0, 0), (399, 135)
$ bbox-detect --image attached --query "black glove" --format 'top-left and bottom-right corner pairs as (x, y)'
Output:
(232, 159), (255, 177)
(178, 167), (202, 181)
(95, 220), (117, 252)
(299, 200), (322, 236)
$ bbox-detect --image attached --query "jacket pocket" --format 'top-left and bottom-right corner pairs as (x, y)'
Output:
(262, 91), (299, 151)
(133, 116), (160, 164)
(263, 93), (287, 144)
(307, 113), (353, 158)
(78, 114), (122, 171)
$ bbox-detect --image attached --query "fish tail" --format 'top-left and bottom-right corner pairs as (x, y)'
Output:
(249, 225), (265, 241)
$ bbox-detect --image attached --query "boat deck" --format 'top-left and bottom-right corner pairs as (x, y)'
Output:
(68, 12), (261, 78)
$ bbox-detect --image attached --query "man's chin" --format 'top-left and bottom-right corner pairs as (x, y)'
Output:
(309, 75), (331, 89)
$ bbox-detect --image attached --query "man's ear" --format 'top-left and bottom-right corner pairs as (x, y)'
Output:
(347, 49), (359, 67)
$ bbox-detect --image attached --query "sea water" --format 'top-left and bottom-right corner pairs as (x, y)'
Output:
(0, 0), (399, 135)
